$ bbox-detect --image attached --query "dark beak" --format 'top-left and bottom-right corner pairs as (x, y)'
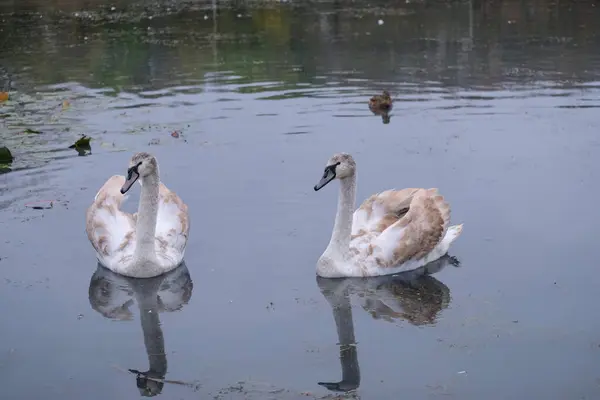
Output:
(314, 164), (337, 191)
(318, 382), (343, 391)
(120, 166), (140, 194)
(318, 381), (359, 392)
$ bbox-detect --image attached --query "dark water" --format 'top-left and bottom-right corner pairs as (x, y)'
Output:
(1, 0), (600, 398)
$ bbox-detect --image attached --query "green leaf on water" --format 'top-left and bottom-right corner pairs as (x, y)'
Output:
(69, 135), (92, 156)
(69, 135), (92, 149)
(0, 146), (14, 164)
(23, 128), (42, 134)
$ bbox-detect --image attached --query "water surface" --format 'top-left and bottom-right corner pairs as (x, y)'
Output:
(1, 1), (600, 399)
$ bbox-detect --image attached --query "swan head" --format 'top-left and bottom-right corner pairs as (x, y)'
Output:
(314, 153), (356, 191)
(120, 152), (158, 194)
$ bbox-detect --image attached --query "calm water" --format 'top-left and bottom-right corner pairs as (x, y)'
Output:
(1, 0), (600, 399)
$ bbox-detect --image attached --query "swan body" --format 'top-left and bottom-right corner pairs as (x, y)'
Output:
(86, 152), (190, 278)
(314, 153), (463, 278)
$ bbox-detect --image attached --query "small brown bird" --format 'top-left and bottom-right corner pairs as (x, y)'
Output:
(369, 90), (393, 110)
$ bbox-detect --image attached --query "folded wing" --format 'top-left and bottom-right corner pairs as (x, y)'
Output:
(85, 175), (137, 265)
(352, 188), (420, 238)
(371, 188), (451, 268)
(155, 183), (190, 266)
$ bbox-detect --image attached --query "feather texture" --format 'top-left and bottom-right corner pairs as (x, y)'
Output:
(315, 153), (463, 278)
(86, 153), (190, 278)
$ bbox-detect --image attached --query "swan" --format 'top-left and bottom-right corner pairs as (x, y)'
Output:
(86, 152), (190, 278)
(313, 152), (463, 278)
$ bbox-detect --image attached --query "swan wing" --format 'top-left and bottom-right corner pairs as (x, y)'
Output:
(370, 188), (451, 268)
(352, 188), (420, 237)
(86, 175), (137, 266)
(155, 183), (190, 266)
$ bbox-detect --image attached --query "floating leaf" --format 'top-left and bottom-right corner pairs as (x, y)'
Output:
(0, 147), (11, 169)
(69, 135), (92, 148)
(22, 128), (42, 134)
(0, 92), (8, 102)
(62, 100), (70, 110)
(69, 135), (92, 156)
(0, 146), (13, 163)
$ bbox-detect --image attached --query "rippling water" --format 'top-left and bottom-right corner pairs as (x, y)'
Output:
(1, 1), (600, 399)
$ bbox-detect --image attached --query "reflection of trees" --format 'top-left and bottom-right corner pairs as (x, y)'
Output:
(0, 0), (599, 94)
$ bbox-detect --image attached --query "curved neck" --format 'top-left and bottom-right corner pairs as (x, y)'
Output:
(136, 290), (167, 377)
(327, 175), (356, 255)
(134, 172), (160, 261)
(319, 283), (361, 391)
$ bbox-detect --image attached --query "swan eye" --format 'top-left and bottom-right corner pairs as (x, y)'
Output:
(314, 161), (343, 191)
(127, 162), (143, 179)
(324, 162), (340, 176)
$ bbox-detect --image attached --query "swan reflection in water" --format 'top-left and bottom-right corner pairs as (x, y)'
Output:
(316, 255), (459, 394)
(88, 262), (193, 397)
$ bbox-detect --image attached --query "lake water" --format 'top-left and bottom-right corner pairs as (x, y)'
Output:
(1, 0), (600, 399)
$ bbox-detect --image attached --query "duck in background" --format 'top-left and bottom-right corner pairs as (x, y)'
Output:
(369, 90), (393, 110)
(368, 90), (393, 124)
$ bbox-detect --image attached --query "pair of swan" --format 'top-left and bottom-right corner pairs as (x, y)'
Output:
(86, 152), (463, 278)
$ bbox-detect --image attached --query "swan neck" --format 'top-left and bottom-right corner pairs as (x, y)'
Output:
(329, 289), (356, 346)
(137, 292), (167, 376)
(134, 172), (159, 261)
(328, 174), (356, 254)
(324, 285), (360, 388)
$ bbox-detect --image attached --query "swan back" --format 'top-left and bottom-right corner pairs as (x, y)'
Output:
(370, 188), (451, 268)
(352, 188), (420, 237)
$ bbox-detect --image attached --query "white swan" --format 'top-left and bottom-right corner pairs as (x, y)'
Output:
(86, 152), (190, 278)
(313, 153), (463, 278)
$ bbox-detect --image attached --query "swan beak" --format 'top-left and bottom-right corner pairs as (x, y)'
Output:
(120, 167), (140, 194)
(314, 165), (336, 191)
(317, 382), (345, 392)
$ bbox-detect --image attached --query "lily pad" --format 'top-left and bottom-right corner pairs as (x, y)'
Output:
(0, 146), (13, 163)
